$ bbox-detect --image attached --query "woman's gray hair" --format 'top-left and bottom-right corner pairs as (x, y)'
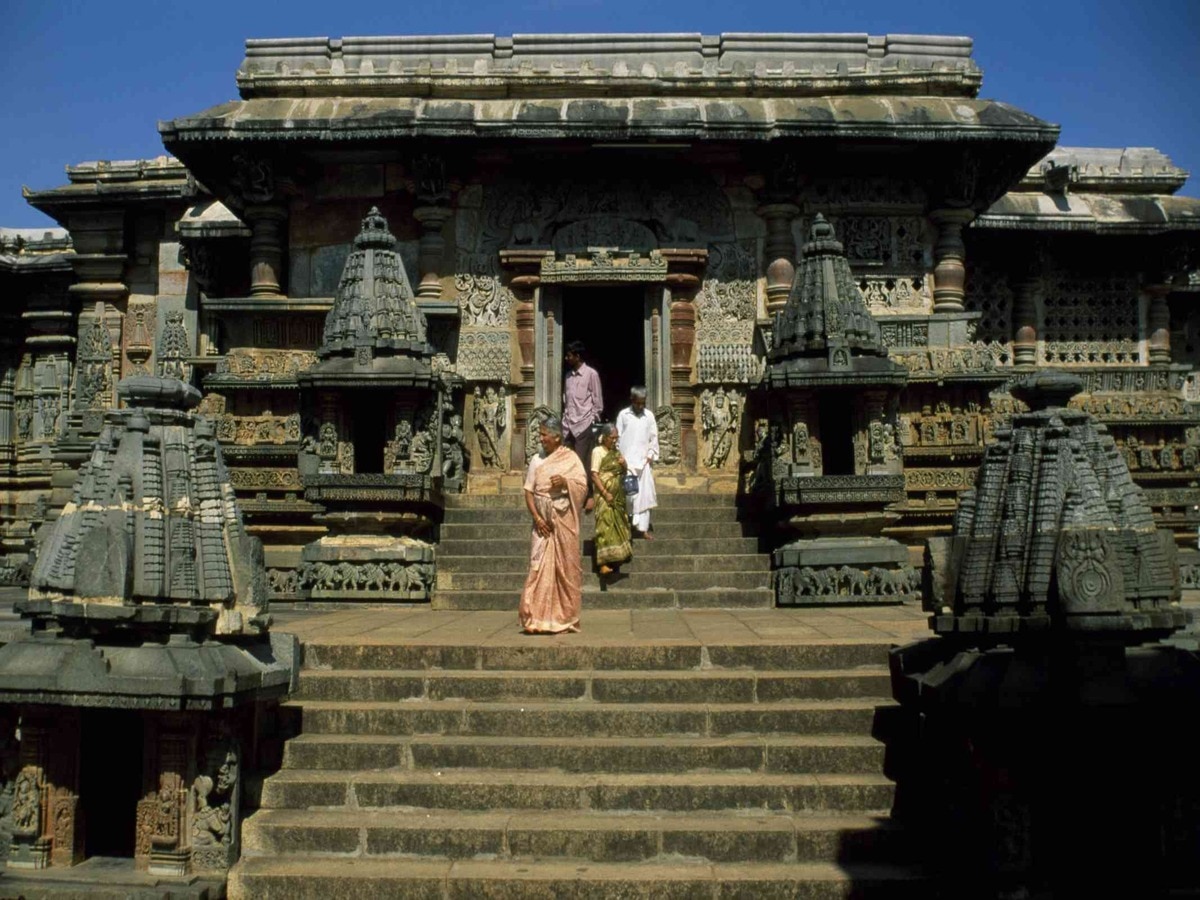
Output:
(540, 416), (563, 436)
(630, 386), (648, 400)
(596, 422), (615, 438)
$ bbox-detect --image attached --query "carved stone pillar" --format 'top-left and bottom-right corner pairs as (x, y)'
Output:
(1145, 282), (1173, 365)
(929, 208), (975, 314)
(662, 249), (706, 469)
(1011, 268), (1042, 368)
(498, 249), (544, 471)
(244, 204), (287, 298)
(413, 206), (452, 301)
(758, 202), (799, 317)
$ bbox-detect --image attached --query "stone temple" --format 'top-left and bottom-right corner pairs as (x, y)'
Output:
(0, 30), (1199, 897)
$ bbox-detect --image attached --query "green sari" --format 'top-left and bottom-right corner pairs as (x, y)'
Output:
(594, 448), (633, 567)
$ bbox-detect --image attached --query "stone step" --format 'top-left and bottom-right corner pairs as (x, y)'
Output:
(437, 552), (770, 574)
(443, 505), (744, 524)
(287, 699), (884, 738)
(301, 640), (892, 672)
(445, 492), (741, 509)
(296, 667), (892, 703)
(281, 733), (886, 774)
(258, 768), (896, 813)
(242, 807), (907, 864)
(432, 587), (775, 610)
(441, 521), (753, 541)
(435, 536), (762, 556)
(231, 856), (934, 900)
(437, 571), (768, 592)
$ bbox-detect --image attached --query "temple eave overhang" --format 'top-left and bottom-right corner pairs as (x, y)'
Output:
(158, 96), (1058, 147)
(975, 192), (1200, 234)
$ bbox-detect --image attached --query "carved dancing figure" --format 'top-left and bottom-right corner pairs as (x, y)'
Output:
(442, 413), (465, 481)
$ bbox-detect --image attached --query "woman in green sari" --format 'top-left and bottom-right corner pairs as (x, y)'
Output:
(589, 424), (633, 576)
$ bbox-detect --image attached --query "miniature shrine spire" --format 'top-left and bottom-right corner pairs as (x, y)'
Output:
(319, 206), (429, 360)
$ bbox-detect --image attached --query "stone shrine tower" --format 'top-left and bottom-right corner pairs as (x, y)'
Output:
(758, 215), (918, 604)
(0, 374), (294, 876)
(296, 207), (449, 602)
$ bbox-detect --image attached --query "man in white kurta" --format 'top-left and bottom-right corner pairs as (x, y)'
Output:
(616, 388), (659, 538)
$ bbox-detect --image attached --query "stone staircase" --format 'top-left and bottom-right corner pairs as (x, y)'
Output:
(433, 491), (775, 610)
(230, 629), (926, 898)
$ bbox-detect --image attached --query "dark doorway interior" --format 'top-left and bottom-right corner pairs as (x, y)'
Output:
(818, 394), (856, 476)
(352, 393), (387, 473)
(80, 709), (142, 858)
(562, 287), (646, 423)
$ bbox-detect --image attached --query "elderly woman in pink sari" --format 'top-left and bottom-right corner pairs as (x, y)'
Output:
(519, 416), (590, 634)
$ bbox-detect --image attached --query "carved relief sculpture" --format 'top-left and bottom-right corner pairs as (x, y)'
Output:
(700, 387), (741, 469)
(473, 385), (507, 468)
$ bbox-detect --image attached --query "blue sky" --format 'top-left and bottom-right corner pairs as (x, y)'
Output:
(3, 0), (1197, 227)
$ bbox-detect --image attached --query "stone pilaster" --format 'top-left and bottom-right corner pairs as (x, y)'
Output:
(413, 205), (452, 301)
(1145, 282), (1173, 366)
(8, 710), (83, 869)
(929, 208), (975, 314)
(1011, 266), (1043, 368)
(244, 204), (287, 298)
(758, 202), (799, 317)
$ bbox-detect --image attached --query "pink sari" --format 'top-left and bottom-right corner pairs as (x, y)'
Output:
(519, 445), (589, 633)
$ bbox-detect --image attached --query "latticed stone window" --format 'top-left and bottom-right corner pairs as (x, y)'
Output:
(1041, 273), (1140, 365)
(962, 258), (1013, 345)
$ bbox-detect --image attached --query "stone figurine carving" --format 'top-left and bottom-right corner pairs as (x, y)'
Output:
(442, 413), (465, 483)
(473, 385), (507, 468)
(654, 405), (681, 466)
(700, 387), (741, 469)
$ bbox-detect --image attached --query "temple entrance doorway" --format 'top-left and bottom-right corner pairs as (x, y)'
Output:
(80, 709), (142, 858)
(562, 286), (646, 422)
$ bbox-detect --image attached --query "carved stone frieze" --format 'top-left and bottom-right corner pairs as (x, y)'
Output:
(904, 467), (979, 491)
(806, 176), (926, 209)
(700, 387), (743, 469)
(228, 468), (301, 490)
(696, 337), (764, 383)
(457, 331), (511, 383)
(215, 414), (301, 446)
(539, 249), (668, 284)
(1070, 394), (1190, 419)
(774, 564), (920, 604)
(859, 276), (931, 314)
(901, 403), (984, 449)
(892, 342), (1012, 375)
(1067, 368), (1188, 395)
(300, 559), (435, 596)
(877, 319), (930, 348)
(696, 241), (758, 323)
(266, 568), (301, 596)
(214, 350), (317, 381)
(455, 252), (512, 326)
(819, 215), (924, 267)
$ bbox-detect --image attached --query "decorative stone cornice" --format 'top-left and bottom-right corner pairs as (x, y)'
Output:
(539, 249), (668, 284)
(233, 33), (982, 100)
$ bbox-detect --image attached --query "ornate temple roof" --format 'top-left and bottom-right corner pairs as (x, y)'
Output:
(23, 375), (269, 637)
(934, 371), (1187, 640)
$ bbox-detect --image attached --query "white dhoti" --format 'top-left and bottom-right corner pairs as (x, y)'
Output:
(629, 463), (657, 532)
(617, 406), (660, 535)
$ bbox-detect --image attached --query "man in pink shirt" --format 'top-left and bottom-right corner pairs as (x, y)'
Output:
(562, 341), (604, 508)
